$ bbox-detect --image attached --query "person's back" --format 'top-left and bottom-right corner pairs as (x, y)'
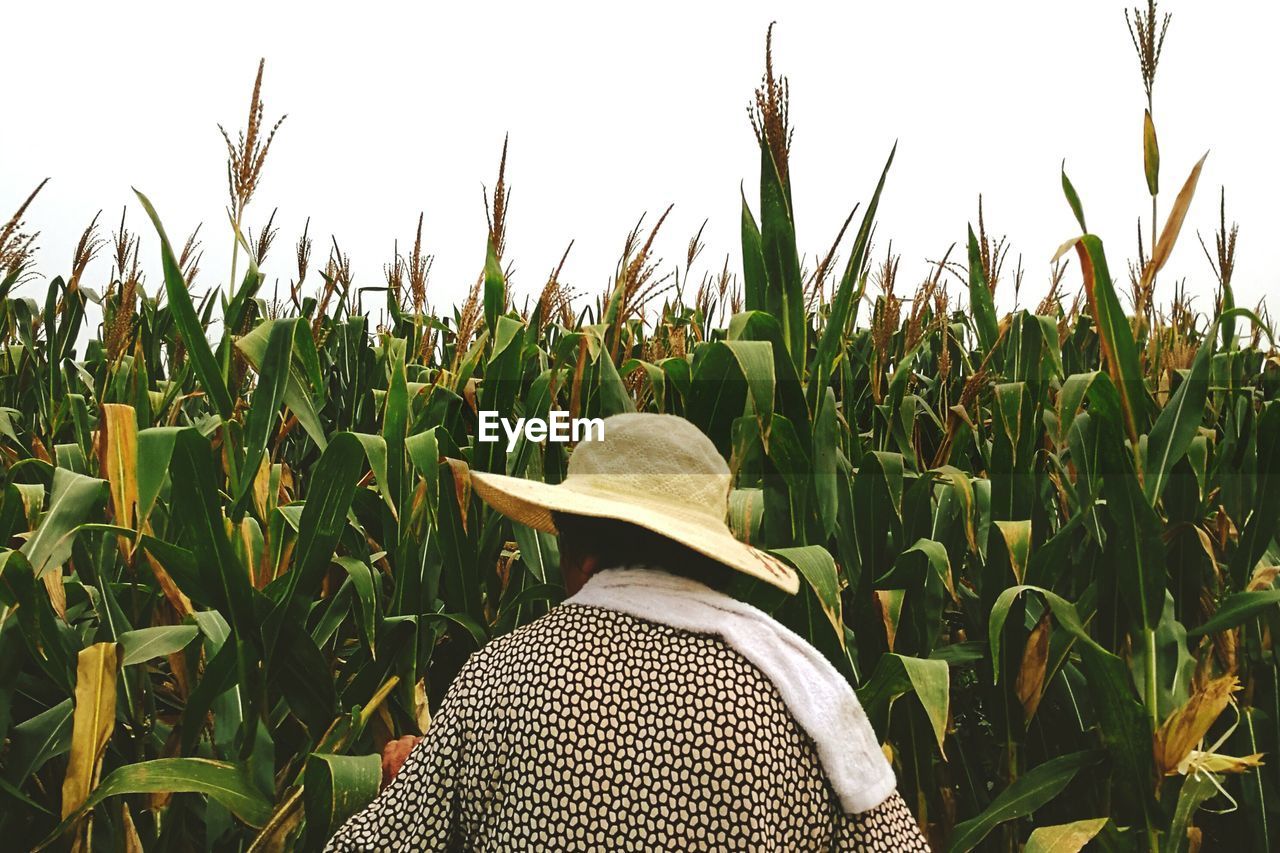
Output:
(329, 415), (930, 850)
(328, 600), (926, 851)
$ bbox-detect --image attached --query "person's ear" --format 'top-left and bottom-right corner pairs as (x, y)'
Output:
(579, 552), (601, 577)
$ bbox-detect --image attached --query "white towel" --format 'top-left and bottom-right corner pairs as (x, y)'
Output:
(564, 566), (897, 814)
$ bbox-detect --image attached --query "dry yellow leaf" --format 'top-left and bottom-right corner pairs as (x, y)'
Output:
(61, 642), (121, 819)
(121, 802), (143, 853)
(252, 455), (273, 524)
(1154, 674), (1237, 776)
(874, 589), (904, 653)
(140, 549), (194, 617)
(1016, 611), (1052, 722)
(414, 679), (432, 735)
(43, 565), (67, 621)
(445, 457), (472, 533)
(1182, 750), (1264, 775)
(1141, 152), (1210, 292)
(98, 404), (139, 531)
(1247, 565), (1280, 592)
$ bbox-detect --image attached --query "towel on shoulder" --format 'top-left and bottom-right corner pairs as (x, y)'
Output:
(565, 565), (897, 814)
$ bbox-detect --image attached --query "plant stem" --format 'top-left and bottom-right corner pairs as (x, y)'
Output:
(225, 207), (243, 388)
(229, 209), (242, 302)
(1145, 627), (1159, 728)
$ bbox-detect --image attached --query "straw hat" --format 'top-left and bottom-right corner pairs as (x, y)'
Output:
(469, 413), (800, 594)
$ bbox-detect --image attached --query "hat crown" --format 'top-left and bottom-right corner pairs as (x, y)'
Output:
(565, 414), (730, 522)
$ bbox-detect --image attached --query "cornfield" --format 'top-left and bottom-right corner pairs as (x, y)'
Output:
(2, 5), (1278, 851)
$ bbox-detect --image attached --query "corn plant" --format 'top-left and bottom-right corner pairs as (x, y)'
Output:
(2, 5), (1279, 851)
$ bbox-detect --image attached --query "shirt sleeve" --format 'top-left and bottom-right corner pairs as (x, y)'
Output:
(834, 790), (932, 851)
(325, 666), (476, 852)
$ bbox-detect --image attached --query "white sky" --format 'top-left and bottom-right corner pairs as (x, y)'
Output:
(4, 1), (1276, 331)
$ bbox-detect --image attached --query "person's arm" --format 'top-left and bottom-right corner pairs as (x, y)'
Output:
(325, 667), (478, 852)
(834, 791), (931, 851)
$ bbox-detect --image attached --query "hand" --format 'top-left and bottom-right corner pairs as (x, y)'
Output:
(381, 735), (423, 788)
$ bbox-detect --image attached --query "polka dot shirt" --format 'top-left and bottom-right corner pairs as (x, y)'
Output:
(327, 604), (930, 851)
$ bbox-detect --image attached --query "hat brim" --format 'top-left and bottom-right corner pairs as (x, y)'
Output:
(469, 470), (800, 595)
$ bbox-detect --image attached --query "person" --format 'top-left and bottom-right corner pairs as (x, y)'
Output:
(327, 413), (930, 851)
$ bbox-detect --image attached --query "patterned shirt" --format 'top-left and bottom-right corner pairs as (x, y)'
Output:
(328, 603), (930, 851)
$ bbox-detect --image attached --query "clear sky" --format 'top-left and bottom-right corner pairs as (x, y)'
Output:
(4, 1), (1276, 329)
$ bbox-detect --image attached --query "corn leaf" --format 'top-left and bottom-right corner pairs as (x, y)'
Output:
(966, 225), (999, 355)
(60, 642), (119, 819)
(20, 468), (106, 579)
(99, 404), (138, 530)
(1071, 235), (1148, 441)
(134, 189), (234, 419)
(1023, 817), (1108, 853)
(43, 758), (273, 846)
(235, 318), (295, 513)
(118, 626), (198, 666)
(948, 751), (1103, 853)
(303, 753), (381, 847)
(857, 652), (949, 753)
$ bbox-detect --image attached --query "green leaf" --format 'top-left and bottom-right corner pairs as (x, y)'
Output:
(948, 751), (1102, 853)
(483, 237), (506, 336)
(856, 653), (949, 753)
(852, 451), (904, 597)
(118, 625), (199, 666)
(20, 468), (106, 578)
(38, 758), (273, 846)
(988, 585), (1098, 679)
(810, 144), (894, 407)
(1228, 402), (1280, 586)
(621, 358), (666, 411)
(512, 521), (558, 584)
(0, 551), (76, 693)
(1071, 234), (1148, 440)
(354, 433), (397, 519)
(333, 557), (378, 656)
(1143, 111), (1160, 197)
(236, 319), (329, 450)
(876, 538), (953, 657)
(771, 545), (842, 644)
(721, 340), (775, 430)
(1098, 424), (1166, 633)
(169, 430), (254, 636)
(1061, 163), (1087, 232)
(990, 381), (1036, 522)
(137, 427), (183, 525)
(966, 224), (1000, 355)
(686, 342), (748, 456)
(303, 752), (381, 847)
(1024, 817), (1108, 853)
(274, 622), (338, 736)
(236, 318), (295, 512)
(1078, 643), (1159, 825)
(740, 187), (766, 314)
(134, 189), (234, 419)
(3, 699), (72, 785)
(728, 310), (808, 435)
(757, 141), (805, 370)
(169, 429), (260, 734)
(265, 433), (364, 659)
(1164, 772), (1218, 853)
(1187, 590), (1280, 637)
(813, 387), (839, 537)
(1145, 319), (1213, 503)
(932, 465), (977, 553)
(594, 345), (635, 418)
